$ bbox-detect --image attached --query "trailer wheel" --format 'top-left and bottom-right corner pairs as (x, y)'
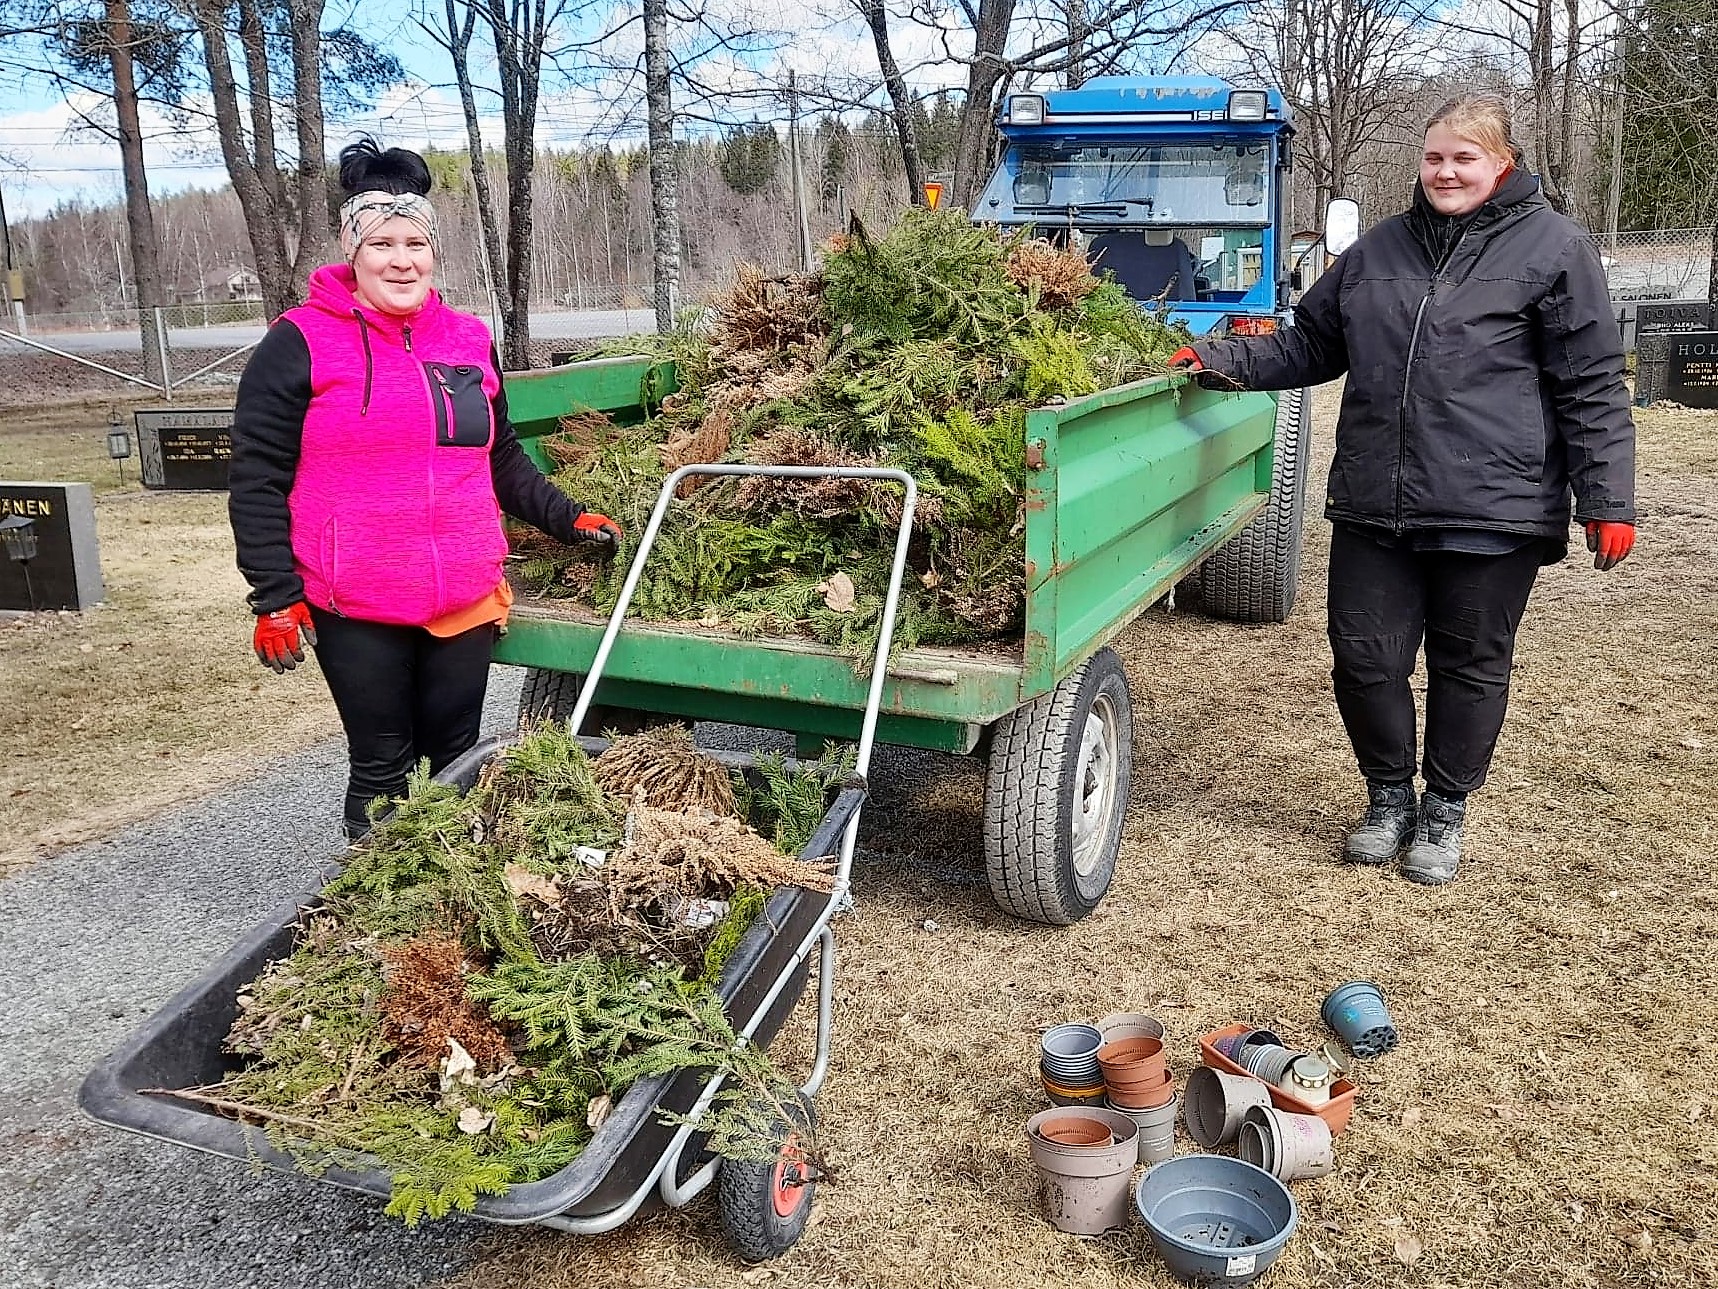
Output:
(515, 667), (653, 736)
(717, 1094), (817, 1263)
(1199, 386), (1311, 623)
(983, 647), (1132, 926)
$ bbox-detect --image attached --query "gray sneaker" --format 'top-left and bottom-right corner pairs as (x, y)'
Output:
(1402, 793), (1467, 885)
(1343, 781), (1417, 864)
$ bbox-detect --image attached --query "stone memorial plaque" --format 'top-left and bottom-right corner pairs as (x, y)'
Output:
(1636, 300), (1712, 336)
(136, 407), (235, 490)
(0, 482), (104, 611)
(1665, 331), (1718, 410)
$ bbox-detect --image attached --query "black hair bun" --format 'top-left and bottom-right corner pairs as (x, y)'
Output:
(338, 136), (432, 198)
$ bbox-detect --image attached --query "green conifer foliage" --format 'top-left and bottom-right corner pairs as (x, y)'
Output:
(521, 210), (1189, 659)
(170, 730), (849, 1223)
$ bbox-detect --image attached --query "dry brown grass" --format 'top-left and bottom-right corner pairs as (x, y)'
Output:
(430, 388), (1718, 1289)
(5, 383), (1717, 1287)
(0, 392), (340, 875)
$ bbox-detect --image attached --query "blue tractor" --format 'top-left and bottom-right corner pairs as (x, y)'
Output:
(973, 75), (1359, 621)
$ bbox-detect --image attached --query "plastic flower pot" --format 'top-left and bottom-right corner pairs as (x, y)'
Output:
(1108, 1094), (1180, 1165)
(1042, 1074), (1108, 1108)
(1135, 1155), (1298, 1286)
(1099, 1036), (1167, 1082)
(1237, 1105), (1335, 1182)
(1108, 1067), (1176, 1110)
(1026, 1106), (1141, 1236)
(1217, 1028), (1283, 1061)
(1184, 1067), (1273, 1150)
(1238, 1045), (1300, 1087)
(1041, 1024), (1105, 1087)
(1198, 1023), (1358, 1135)
(1321, 981), (1399, 1059)
(1096, 1012), (1166, 1044)
(1040, 1118), (1114, 1147)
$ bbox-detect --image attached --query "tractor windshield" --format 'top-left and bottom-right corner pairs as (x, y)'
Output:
(1005, 141), (1270, 227)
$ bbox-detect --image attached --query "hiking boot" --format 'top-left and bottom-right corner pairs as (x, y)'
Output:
(1343, 780), (1417, 864)
(1402, 792), (1467, 885)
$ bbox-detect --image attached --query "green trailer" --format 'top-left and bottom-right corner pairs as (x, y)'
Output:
(496, 353), (1309, 926)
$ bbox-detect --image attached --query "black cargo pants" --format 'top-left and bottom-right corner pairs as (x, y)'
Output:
(308, 608), (496, 835)
(1326, 526), (1545, 797)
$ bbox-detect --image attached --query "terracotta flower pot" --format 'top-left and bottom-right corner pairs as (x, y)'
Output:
(1039, 1118), (1114, 1147)
(1098, 1036), (1167, 1083)
(1108, 1067), (1176, 1109)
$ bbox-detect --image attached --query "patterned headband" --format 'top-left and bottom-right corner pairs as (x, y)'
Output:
(338, 190), (439, 262)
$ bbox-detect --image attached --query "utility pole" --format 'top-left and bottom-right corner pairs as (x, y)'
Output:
(787, 71), (813, 273)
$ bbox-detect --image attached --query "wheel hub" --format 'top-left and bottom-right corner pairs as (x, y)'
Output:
(771, 1139), (809, 1218)
(1071, 694), (1119, 879)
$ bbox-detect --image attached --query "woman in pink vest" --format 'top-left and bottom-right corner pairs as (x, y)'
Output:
(229, 138), (618, 839)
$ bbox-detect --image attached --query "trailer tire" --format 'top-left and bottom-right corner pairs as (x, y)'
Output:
(1199, 386), (1310, 624)
(983, 647), (1132, 926)
(717, 1094), (818, 1263)
(515, 667), (652, 737)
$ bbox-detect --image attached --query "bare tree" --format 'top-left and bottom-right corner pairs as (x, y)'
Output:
(643, 0), (679, 332)
(186, 0), (337, 318)
(1212, 0), (1438, 213)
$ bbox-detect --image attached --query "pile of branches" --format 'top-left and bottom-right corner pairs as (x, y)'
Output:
(161, 724), (851, 1225)
(512, 210), (1191, 658)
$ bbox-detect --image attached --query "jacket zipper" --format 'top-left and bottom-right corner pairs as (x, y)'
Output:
(1395, 226), (1472, 531)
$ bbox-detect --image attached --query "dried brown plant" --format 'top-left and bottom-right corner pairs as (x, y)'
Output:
(1006, 238), (1099, 310)
(594, 727), (739, 816)
(378, 931), (513, 1072)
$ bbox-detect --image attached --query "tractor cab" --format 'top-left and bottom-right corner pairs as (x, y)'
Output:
(973, 77), (1297, 338)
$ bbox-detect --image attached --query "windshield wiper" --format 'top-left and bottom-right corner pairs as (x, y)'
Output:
(1013, 199), (1156, 216)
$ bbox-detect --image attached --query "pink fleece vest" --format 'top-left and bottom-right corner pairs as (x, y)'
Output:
(283, 266), (508, 627)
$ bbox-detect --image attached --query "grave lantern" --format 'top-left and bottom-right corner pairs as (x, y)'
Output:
(0, 513), (39, 611)
(107, 409), (133, 484)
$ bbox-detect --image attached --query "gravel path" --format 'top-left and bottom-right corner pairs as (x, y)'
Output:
(0, 671), (533, 1289)
(0, 662), (980, 1289)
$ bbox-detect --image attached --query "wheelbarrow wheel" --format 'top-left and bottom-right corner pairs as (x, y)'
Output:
(717, 1093), (817, 1263)
(516, 667), (653, 737)
(983, 647), (1132, 926)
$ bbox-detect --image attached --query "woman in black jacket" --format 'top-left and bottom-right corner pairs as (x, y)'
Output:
(1172, 94), (1636, 885)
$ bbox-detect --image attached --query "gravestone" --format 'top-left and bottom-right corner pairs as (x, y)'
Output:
(0, 482), (104, 611)
(1664, 331), (1718, 410)
(1634, 301), (1714, 405)
(135, 407), (235, 490)
(1636, 300), (1712, 337)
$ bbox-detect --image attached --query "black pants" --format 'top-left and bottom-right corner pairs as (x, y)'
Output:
(1326, 527), (1543, 796)
(308, 608), (496, 833)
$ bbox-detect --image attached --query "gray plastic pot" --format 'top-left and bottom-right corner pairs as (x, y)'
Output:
(1107, 1094), (1180, 1164)
(1236, 1104), (1335, 1182)
(1184, 1066), (1274, 1149)
(1135, 1155), (1298, 1286)
(1026, 1106), (1140, 1236)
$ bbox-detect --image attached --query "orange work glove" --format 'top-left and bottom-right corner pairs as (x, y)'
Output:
(1168, 346), (1203, 371)
(573, 511), (623, 546)
(1169, 345), (1238, 391)
(253, 602), (318, 672)
(1585, 520), (1635, 571)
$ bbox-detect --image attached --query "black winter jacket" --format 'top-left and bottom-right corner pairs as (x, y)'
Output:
(1192, 171), (1635, 537)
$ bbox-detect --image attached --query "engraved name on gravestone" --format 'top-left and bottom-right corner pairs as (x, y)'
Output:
(1636, 300), (1713, 336)
(1665, 331), (1718, 410)
(135, 407), (235, 490)
(0, 483), (104, 612)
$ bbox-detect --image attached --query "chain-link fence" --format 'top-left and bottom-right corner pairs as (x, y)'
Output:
(1600, 228), (1714, 303)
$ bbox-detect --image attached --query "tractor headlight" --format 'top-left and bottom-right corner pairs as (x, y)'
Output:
(1008, 94), (1046, 125)
(1227, 91), (1269, 122)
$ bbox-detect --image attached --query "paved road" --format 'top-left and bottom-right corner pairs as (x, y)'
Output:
(0, 309), (660, 357)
